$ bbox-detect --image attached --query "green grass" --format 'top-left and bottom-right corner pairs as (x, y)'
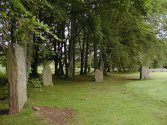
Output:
(1, 72), (167, 125)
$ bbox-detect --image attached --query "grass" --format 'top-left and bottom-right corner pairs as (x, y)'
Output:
(1, 72), (167, 125)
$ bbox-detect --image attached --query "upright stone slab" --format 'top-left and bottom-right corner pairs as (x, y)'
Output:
(140, 66), (149, 80)
(42, 63), (53, 86)
(95, 69), (103, 82)
(7, 44), (27, 114)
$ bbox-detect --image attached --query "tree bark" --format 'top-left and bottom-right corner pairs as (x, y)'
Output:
(11, 17), (16, 44)
(31, 36), (39, 78)
(100, 48), (104, 71)
(80, 29), (85, 75)
(25, 33), (34, 79)
(68, 14), (76, 79)
(53, 41), (58, 76)
(64, 41), (68, 79)
(84, 36), (89, 74)
(94, 32), (98, 71)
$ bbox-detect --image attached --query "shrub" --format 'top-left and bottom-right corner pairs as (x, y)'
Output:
(28, 78), (42, 88)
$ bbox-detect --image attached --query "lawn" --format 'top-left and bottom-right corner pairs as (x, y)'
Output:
(1, 72), (167, 125)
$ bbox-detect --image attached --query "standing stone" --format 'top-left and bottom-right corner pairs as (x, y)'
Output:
(140, 66), (149, 80)
(7, 44), (27, 114)
(42, 63), (53, 86)
(95, 69), (103, 82)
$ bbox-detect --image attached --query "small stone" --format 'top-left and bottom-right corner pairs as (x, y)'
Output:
(42, 63), (53, 86)
(140, 66), (149, 80)
(32, 106), (41, 111)
(95, 69), (103, 82)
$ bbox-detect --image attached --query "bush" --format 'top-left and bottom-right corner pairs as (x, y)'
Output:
(0, 72), (7, 85)
(28, 78), (42, 88)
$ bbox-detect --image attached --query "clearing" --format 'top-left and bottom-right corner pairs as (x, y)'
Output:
(1, 72), (167, 125)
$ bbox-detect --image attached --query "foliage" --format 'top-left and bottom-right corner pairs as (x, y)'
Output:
(28, 78), (43, 88)
(0, 0), (167, 78)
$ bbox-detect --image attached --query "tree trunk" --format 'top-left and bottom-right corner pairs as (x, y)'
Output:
(25, 33), (34, 79)
(94, 32), (98, 71)
(53, 40), (58, 76)
(58, 24), (65, 78)
(80, 29), (85, 75)
(100, 48), (104, 71)
(68, 15), (76, 79)
(84, 37), (89, 74)
(31, 36), (39, 78)
(57, 40), (61, 78)
(80, 46), (84, 75)
(68, 39), (74, 79)
(64, 41), (68, 79)
(31, 51), (39, 77)
(11, 17), (16, 44)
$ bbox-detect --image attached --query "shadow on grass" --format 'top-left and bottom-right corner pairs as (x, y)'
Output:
(126, 78), (140, 81)
(0, 96), (7, 101)
(0, 109), (8, 115)
(52, 74), (95, 84)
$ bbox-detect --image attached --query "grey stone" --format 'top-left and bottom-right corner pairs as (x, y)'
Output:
(7, 44), (27, 114)
(42, 63), (53, 86)
(95, 69), (103, 82)
(140, 66), (149, 80)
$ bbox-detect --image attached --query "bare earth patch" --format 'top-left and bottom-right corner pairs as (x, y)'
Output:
(33, 106), (77, 125)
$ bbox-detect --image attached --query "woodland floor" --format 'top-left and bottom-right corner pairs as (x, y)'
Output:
(1, 72), (167, 125)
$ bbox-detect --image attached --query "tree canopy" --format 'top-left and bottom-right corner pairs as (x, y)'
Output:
(0, 0), (167, 78)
